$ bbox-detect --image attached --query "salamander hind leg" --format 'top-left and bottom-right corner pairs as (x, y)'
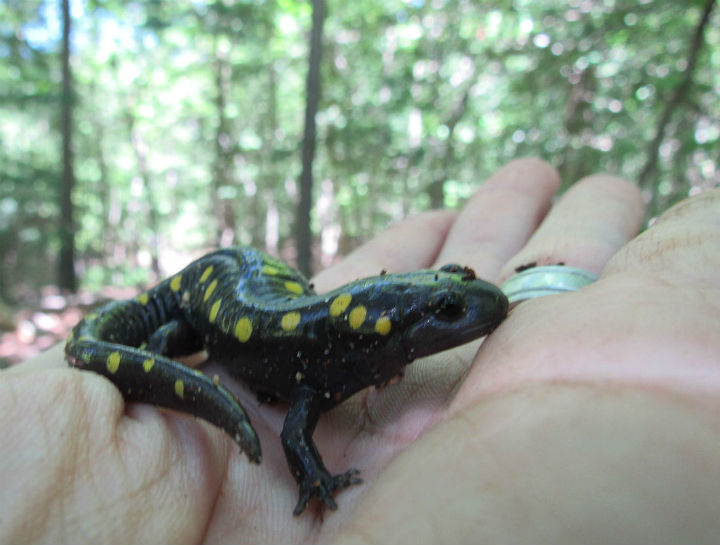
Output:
(145, 318), (204, 357)
(281, 386), (362, 516)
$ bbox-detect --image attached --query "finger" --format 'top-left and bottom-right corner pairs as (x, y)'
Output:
(450, 173), (643, 411)
(334, 160), (559, 428)
(499, 174), (645, 280)
(456, 189), (720, 414)
(311, 210), (457, 292)
(435, 158), (560, 280)
(604, 188), (720, 286)
(5, 343), (66, 374)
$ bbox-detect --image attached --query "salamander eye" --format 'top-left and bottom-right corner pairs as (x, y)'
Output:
(428, 291), (466, 319)
(439, 263), (476, 281)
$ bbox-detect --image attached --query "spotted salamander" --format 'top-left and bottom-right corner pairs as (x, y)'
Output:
(65, 246), (508, 515)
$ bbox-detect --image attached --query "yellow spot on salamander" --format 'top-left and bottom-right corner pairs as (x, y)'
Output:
(284, 281), (304, 295)
(138, 342), (147, 350)
(330, 293), (352, 316)
(234, 317), (253, 342)
(209, 299), (222, 323)
(262, 264), (279, 276)
(349, 306), (367, 329)
(203, 279), (218, 302)
(175, 379), (184, 399)
(136, 292), (149, 305)
(170, 275), (182, 292)
(106, 351), (121, 374)
(281, 311), (301, 331)
(375, 316), (392, 336)
(143, 358), (155, 372)
(199, 265), (214, 283)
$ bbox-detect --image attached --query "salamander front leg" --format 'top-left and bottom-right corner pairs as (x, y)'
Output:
(281, 386), (362, 515)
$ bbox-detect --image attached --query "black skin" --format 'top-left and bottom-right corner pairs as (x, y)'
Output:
(65, 246), (508, 515)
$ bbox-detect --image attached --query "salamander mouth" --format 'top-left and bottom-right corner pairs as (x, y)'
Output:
(403, 316), (502, 360)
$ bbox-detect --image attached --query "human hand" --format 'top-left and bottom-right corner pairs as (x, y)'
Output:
(2, 158), (718, 544)
(332, 159), (720, 544)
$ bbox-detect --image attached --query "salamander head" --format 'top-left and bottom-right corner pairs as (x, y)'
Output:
(394, 269), (508, 360)
(327, 267), (508, 366)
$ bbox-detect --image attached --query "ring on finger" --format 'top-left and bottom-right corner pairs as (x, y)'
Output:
(501, 265), (599, 306)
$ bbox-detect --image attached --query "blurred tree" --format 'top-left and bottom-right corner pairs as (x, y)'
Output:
(638, 0), (716, 216)
(0, 0), (717, 301)
(58, 0), (77, 291)
(297, 0), (326, 276)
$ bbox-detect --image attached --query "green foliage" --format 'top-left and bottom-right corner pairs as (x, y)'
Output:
(0, 0), (718, 298)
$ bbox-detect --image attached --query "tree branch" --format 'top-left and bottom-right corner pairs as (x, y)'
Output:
(639, 0), (716, 211)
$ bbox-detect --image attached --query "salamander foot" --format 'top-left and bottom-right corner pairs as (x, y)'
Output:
(293, 468), (362, 516)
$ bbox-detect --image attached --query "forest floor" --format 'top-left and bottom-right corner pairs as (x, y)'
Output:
(0, 286), (138, 368)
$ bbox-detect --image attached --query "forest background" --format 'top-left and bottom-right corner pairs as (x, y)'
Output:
(0, 0), (718, 363)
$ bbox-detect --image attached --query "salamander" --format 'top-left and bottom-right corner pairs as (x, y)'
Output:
(65, 246), (508, 515)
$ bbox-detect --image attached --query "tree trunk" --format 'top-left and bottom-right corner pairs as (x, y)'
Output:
(58, 0), (77, 291)
(128, 120), (161, 277)
(262, 63), (279, 253)
(296, 0), (326, 276)
(427, 73), (475, 208)
(212, 40), (237, 248)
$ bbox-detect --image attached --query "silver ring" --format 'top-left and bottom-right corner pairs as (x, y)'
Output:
(501, 265), (598, 305)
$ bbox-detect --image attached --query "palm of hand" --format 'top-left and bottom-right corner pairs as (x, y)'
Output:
(3, 160), (718, 545)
